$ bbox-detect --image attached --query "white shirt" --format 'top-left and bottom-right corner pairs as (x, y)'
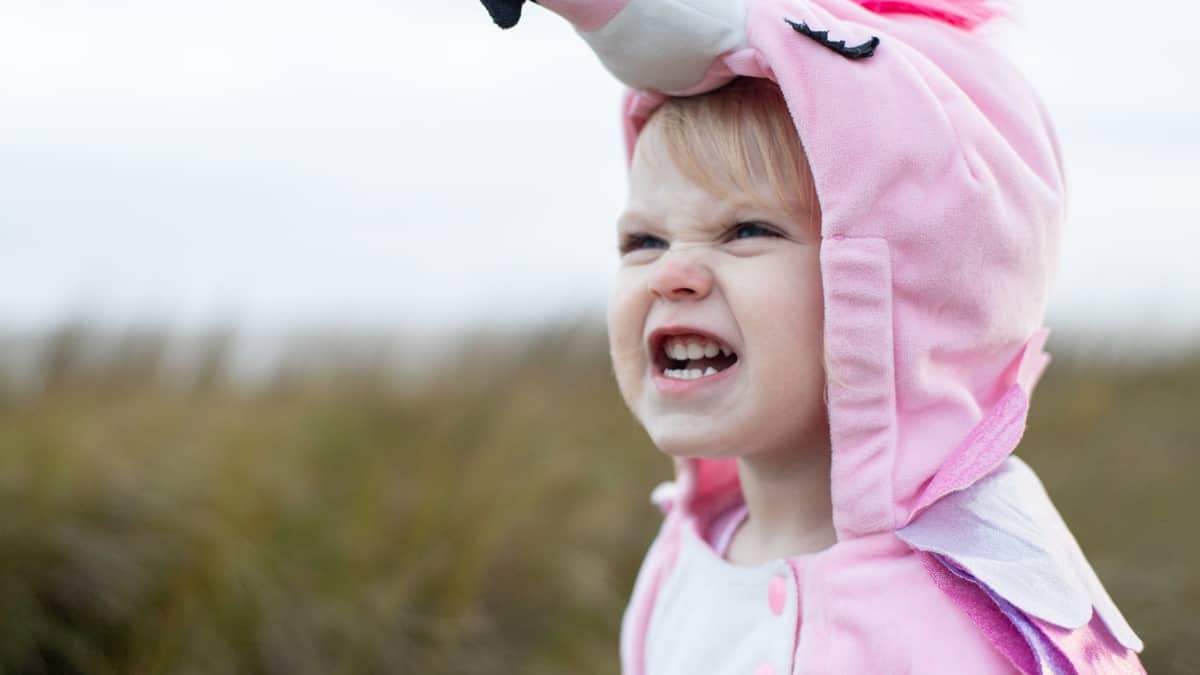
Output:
(644, 502), (807, 675)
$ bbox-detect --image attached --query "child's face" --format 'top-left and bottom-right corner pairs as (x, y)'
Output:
(607, 133), (829, 461)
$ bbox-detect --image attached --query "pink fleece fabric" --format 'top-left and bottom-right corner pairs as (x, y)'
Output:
(621, 0), (1065, 539)
(513, 0), (1143, 672)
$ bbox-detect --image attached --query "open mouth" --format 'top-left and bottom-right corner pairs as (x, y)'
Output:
(652, 333), (739, 380)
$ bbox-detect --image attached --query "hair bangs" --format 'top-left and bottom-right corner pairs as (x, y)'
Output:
(639, 77), (819, 233)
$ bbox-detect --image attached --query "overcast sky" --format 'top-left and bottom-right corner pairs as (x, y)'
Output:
(1, 1), (1197, 349)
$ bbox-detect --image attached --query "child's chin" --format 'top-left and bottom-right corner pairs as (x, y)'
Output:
(649, 426), (739, 460)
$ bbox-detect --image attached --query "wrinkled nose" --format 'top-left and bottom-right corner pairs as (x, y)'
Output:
(648, 253), (714, 301)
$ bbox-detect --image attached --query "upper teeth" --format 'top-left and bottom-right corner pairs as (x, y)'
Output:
(664, 336), (731, 360)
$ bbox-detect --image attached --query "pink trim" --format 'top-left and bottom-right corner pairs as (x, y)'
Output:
(723, 48), (773, 81)
(821, 236), (898, 539)
(622, 513), (685, 675)
(905, 326), (1051, 524)
(621, 89), (666, 167)
(919, 552), (1039, 675)
(785, 559), (807, 673)
(1016, 327), (1052, 395)
(856, 0), (1000, 29)
(906, 383), (1029, 524)
(709, 501), (749, 557)
(1031, 614), (1147, 675)
(537, 0), (628, 32)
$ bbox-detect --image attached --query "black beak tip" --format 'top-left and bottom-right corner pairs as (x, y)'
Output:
(481, 0), (526, 29)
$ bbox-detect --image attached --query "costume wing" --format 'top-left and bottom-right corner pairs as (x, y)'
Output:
(896, 456), (1144, 673)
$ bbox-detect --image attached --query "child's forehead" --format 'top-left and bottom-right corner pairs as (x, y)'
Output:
(630, 128), (753, 196)
(625, 138), (812, 230)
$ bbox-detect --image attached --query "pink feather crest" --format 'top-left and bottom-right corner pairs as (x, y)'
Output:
(856, 0), (1002, 29)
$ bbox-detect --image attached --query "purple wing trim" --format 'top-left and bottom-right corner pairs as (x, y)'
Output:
(930, 553), (1076, 675)
(918, 552), (1042, 675)
(923, 553), (1146, 675)
(896, 456), (1144, 653)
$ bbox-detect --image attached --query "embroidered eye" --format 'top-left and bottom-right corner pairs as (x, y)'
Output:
(619, 233), (668, 255)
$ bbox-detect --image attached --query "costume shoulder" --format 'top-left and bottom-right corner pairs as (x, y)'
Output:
(620, 482), (686, 675)
(896, 456), (1145, 674)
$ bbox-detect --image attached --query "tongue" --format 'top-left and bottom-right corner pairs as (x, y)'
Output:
(686, 354), (735, 371)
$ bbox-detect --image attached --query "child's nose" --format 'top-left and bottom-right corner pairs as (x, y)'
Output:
(648, 253), (714, 301)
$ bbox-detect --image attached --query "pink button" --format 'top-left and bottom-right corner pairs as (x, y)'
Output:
(755, 663), (776, 675)
(768, 575), (787, 616)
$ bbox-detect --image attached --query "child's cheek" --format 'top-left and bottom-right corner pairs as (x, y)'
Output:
(737, 254), (824, 390)
(605, 271), (651, 399)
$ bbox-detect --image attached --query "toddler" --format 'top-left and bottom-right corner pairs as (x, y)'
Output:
(481, 0), (1146, 673)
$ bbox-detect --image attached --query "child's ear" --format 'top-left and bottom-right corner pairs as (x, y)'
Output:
(480, 0), (529, 29)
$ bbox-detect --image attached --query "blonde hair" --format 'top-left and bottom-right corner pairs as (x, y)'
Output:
(637, 76), (821, 234)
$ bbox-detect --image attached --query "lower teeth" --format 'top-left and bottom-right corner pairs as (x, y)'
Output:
(664, 366), (719, 380)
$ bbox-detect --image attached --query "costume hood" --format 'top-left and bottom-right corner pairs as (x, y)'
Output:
(488, 0), (1060, 538)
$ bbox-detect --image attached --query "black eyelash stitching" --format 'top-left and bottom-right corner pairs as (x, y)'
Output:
(784, 18), (880, 60)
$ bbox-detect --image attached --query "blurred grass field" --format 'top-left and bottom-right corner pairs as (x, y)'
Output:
(0, 322), (1196, 674)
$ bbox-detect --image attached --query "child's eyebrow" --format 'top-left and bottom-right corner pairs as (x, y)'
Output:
(618, 200), (801, 234)
(617, 200), (749, 230)
(615, 211), (647, 231)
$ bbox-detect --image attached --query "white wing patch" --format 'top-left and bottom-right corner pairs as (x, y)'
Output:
(580, 0), (748, 92)
(895, 456), (1143, 652)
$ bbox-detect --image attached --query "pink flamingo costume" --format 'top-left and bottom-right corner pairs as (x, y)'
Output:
(481, 0), (1146, 673)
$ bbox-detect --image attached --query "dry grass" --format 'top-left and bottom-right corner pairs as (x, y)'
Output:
(0, 322), (1194, 674)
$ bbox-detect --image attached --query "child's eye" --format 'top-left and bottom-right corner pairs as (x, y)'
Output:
(731, 222), (780, 240)
(619, 233), (668, 255)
